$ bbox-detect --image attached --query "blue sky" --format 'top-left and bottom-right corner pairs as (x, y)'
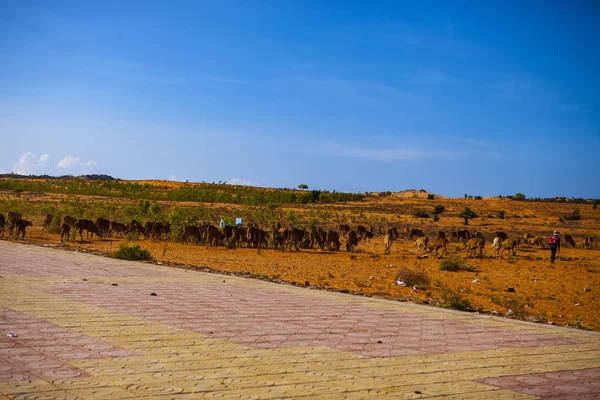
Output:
(1, 0), (599, 198)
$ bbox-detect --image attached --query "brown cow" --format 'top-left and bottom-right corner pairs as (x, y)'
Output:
(495, 231), (508, 241)
(415, 236), (429, 257)
(457, 230), (471, 245)
(362, 231), (373, 242)
(207, 225), (224, 246)
(338, 224), (351, 236)
(109, 221), (128, 238)
(465, 238), (485, 258)
(7, 212), (23, 236)
(345, 230), (359, 252)
(287, 227), (305, 251)
(129, 219), (146, 237)
(63, 215), (78, 227)
(499, 239), (518, 258)
(60, 224), (71, 242)
(582, 237), (594, 249)
(183, 226), (201, 244)
(75, 219), (101, 241)
(564, 234), (576, 248)
(14, 219), (33, 239)
(356, 225), (367, 240)
(409, 228), (425, 241)
(327, 230), (341, 251)
(95, 218), (111, 238)
(431, 237), (448, 258)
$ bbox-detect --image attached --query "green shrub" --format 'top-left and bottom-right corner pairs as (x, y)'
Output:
(396, 266), (430, 289)
(439, 257), (462, 271)
(440, 288), (473, 311)
(111, 244), (151, 261)
(412, 209), (429, 218)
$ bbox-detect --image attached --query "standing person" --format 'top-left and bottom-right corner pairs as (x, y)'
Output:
(549, 230), (561, 263)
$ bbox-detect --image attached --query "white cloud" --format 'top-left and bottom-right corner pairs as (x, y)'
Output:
(310, 143), (463, 162)
(82, 160), (97, 169)
(57, 156), (98, 172)
(57, 156), (80, 168)
(170, 175), (178, 181)
(228, 178), (257, 186)
(12, 152), (51, 174)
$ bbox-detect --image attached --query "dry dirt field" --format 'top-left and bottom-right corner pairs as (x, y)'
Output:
(2, 183), (599, 331)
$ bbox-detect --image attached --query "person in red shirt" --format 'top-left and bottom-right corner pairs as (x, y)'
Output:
(549, 230), (561, 263)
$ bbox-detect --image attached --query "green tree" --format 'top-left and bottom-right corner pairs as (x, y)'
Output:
(458, 207), (478, 225)
(298, 184), (308, 190)
(432, 205), (446, 216)
(514, 192), (526, 201)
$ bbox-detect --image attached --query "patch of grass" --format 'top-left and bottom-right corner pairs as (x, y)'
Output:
(491, 295), (528, 318)
(439, 257), (462, 271)
(440, 288), (473, 311)
(111, 244), (151, 261)
(439, 257), (477, 272)
(396, 266), (430, 289)
(355, 279), (371, 288)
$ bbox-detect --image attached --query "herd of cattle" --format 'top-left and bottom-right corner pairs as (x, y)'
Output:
(0, 212), (596, 258)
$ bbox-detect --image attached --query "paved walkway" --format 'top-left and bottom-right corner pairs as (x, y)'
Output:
(0, 241), (599, 399)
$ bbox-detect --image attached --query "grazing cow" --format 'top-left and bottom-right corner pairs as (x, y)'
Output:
(362, 231), (373, 242)
(129, 219), (146, 238)
(345, 230), (359, 252)
(42, 214), (54, 229)
(499, 239), (518, 258)
(431, 236), (448, 258)
(409, 228), (425, 241)
(356, 225), (368, 240)
(109, 221), (128, 238)
(183, 226), (201, 244)
(495, 231), (508, 241)
(527, 236), (544, 248)
(14, 219), (33, 239)
(230, 226), (246, 248)
(491, 236), (502, 254)
(95, 218), (111, 238)
(287, 227), (305, 251)
(383, 230), (394, 254)
(457, 230), (471, 245)
(415, 236), (429, 257)
(222, 225), (236, 246)
(564, 234), (576, 248)
(60, 224), (71, 242)
(206, 225), (224, 246)
(326, 230), (341, 251)
(523, 233), (534, 241)
(272, 228), (287, 251)
(63, 215), (78, 227)
(338, 224), (351, 236)
(582, 237), (594, 249)
(0, 214), (5, 238)
(465, 238), (486, 258)
(309, 226), (326, 250)
(7, 212), (23, 236)
(75, 219), (101, 241)
(145, 222), (155, 239)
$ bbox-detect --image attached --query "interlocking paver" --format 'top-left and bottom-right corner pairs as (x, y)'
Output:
(1, 241), (599, 399)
